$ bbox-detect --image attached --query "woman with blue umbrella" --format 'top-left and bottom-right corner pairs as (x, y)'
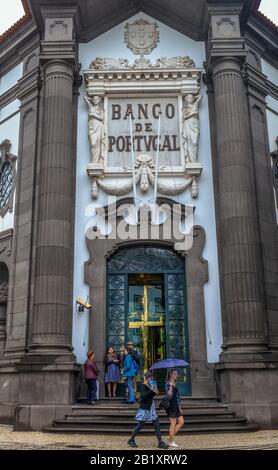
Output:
(150, 358), (188, 448)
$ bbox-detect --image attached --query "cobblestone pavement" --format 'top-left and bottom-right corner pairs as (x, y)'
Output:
(0, 425), (278, 450)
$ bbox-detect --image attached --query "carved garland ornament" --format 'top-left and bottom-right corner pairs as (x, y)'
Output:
(94, 154), (194, 198)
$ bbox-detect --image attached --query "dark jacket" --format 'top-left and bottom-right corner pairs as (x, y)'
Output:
(139, 384), (156, 411)
(130, 349), (139, 365)
(84, 358), (99, 380)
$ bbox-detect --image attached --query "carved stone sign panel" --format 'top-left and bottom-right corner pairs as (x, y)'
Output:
(107, 97), (181, 169)
(84, 56), (203, 200)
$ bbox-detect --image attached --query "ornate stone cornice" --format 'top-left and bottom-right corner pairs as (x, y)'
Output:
(90, 56), (196, 70)
(85, 56), (202, 96)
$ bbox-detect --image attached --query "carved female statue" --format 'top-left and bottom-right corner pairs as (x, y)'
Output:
(182, 94), (202, 163)
(84, 95), (105, 164)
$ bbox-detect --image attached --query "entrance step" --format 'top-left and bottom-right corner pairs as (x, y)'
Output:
(43, 399), (259, 434)
(77, 396), (220, 405)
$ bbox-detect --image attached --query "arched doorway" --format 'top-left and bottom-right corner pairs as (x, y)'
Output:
(0, 262), (9, 354)
(106, 245), (190, 395)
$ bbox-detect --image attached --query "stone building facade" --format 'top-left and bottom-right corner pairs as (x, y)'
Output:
(0, 0), (278, 430)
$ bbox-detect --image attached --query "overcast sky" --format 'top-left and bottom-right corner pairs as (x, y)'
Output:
(0, 0), (277, 35)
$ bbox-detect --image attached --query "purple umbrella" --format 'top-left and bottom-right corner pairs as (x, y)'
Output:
(150, 358), (189, 370)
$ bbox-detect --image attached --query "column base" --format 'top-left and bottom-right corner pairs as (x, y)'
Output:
(0, 354), (81, 430)
(216, 358), (278, 427)
(13, 404), (74, 431)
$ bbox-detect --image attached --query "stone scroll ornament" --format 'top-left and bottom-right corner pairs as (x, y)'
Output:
(94, 155), (193, 197)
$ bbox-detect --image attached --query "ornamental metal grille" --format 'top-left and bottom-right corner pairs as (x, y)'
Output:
(0, 162), (13, 211)
(106, 245), (191, 395)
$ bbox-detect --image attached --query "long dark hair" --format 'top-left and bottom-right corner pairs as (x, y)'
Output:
(166, 368), (178, 382)
(105, 345), (116, 359)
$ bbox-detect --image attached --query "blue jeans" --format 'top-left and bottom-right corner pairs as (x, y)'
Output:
(126, 376), (135, 403)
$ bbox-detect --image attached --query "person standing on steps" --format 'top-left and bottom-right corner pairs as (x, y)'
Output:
(84, 351), (99, 405)
(122, 346), (135, 404)
(104, 346), (121, 397)
(127, 371), (168, 449)
(127, 341), (140, 398)
(165, 369), (184, 447)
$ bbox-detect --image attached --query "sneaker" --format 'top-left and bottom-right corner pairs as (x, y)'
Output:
(90, 401), (96, 405)
(158, 441), (168, 449)
(169, 441), (178, 448)
(127, 439), (138, 448)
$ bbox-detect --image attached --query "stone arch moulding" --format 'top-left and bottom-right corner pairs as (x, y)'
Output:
(84, 199), (217, 398)
(0, 232), (12, 355)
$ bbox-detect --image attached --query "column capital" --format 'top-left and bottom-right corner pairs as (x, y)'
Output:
(204, 1), (250, 73)
(39, 5), (80, 73)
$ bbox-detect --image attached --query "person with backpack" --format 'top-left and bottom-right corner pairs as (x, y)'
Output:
(122, 346), (135, 404)
(127, 341), (140, 397)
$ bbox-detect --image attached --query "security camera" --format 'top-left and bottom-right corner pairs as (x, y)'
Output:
(76, 297), (92, 312)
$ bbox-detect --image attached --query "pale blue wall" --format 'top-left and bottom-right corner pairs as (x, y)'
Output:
(262, 59), (278, 223)
(73, 13), (223, 365)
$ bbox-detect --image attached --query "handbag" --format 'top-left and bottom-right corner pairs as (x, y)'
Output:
(159, 396), (171, 411)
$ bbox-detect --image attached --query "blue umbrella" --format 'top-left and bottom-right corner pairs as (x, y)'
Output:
(150, 358), (189, 370)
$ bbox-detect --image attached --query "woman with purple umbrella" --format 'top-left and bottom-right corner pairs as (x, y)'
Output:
(150, 358), (188, 448)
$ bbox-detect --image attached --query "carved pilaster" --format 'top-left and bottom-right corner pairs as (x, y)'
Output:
(29, 58), (76, 353)
(211, 57), (267, 352)
(28, 10), (80, 354)
(205, 2), (268, 355)
(244, 57), (278, 352)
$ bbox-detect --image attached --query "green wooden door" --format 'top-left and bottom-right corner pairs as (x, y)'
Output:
(107, 245), (191, 396)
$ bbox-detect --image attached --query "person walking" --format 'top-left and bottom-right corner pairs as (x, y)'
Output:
(127, 372), (168, 449)
(122, 346), (135, 404)
(165, 369), (184, 447)
(104, 346), (121, 397)
(84, 351), (99, 405)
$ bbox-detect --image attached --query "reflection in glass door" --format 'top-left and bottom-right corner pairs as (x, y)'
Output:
(127, 273), (166, 389)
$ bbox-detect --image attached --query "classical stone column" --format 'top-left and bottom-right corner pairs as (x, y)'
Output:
(211, 57), (267, 353)
(29, 59), (76, 354)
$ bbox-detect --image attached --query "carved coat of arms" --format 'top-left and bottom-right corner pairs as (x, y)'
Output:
(124, 18), (159, 56)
